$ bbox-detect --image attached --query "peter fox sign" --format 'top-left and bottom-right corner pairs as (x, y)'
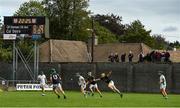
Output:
(4, 16), (49, 38)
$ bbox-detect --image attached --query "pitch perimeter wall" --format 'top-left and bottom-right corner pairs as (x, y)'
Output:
(0, 62), (180, 93)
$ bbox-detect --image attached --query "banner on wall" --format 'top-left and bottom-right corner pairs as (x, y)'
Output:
(16, 84), (53, 91)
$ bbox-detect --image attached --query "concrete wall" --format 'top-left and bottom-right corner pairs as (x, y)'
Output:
(0, 62), (180, 93)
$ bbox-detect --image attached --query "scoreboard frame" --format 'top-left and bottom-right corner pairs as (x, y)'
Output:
(3, 16), (49, 39)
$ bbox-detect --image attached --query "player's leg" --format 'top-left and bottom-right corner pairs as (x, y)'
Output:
(89, 84), (95, 96)
(160, 89), (164, 96)
(162, 88), (168, 99)
(81, 84), (87, 97)
(40, 84), (45, 96)
(112, 85), (123, 98)
(108, 81), (123, 98)
(108, 81), (119, 93)
(42, 86), (45, 95)
(95, 84), (102, 97)
(160, 85), (167, 98)
(108, 84), (116, 92)
(81, 87), (87, 97)
(53, 86), (61, 99)
(58, 83), (66, 99)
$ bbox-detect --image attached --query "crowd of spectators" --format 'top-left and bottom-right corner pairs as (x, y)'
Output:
(108, 51), (134, 62)
(142, 50), (171, 63)
(108, 50), (171, 63)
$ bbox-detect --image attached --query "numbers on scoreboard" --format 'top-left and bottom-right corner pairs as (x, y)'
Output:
(32, 25), (44, 34)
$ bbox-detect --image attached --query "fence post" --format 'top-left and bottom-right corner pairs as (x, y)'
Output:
(127, 63), (134, 92)
(166, 64), (173, 93)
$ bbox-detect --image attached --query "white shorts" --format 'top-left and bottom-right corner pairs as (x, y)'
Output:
(89, 84), (98, 89)
(40, 83), (46, 88)
(80, 83), (86, 90)
(108, 80), (114, 86)
(53, 83), (62, 90)
(160, 84), (166, 89)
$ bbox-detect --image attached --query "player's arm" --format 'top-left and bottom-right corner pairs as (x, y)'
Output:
(45, 78), (48, 84)
(50, 75), (52, 83)
(58, 74), (62, 80)
(95, 79), (100, 81)
(107, 71), (112, 77)
(161, 78), (165, 84)
(160, 78), (164, 84)
(45, 76), (48, 83)
(85, 79), (89, 85)
(95, 78), (101, 81)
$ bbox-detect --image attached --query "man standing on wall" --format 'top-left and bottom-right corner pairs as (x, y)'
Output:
(158, 71), (168, 99)
(128, 51), (134, 62)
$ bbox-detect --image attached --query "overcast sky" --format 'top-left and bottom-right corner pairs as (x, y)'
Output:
(0, 0), (179, 42)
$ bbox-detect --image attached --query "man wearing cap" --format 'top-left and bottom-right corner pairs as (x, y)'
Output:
(50, 68), (66, 99)
(158, 71), (168, 99)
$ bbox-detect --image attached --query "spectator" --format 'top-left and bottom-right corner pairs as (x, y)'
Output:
(145, 53), (151, 62)
(121, 53), (126, 62)
(161, 52), (165, 62)
(114, 52), (119, 62)
(156, 51), (162, 62)
(138, 52), (144, 62)
(128, 51), (134, 62)
(150, 51), (155, 62)
(108, 53), (114, 62)
(164, 51), (170, 62)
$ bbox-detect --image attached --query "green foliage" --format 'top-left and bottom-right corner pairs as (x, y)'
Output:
(0, 39), (12, 62)
(169, 41), (180, 49)
(14, 0), (46, 16)
(11, 0), (177, 52)
(0, 48), (12, 62)
(120, 20), (155, 47)
(95, 22), (118, 44)
(152, 34), (168, 50)
(94, 14), (125, 39)
(17, 40), (34, 58)
(42, 0), (90, 40)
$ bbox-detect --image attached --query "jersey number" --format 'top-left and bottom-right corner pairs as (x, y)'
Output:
(52, 75), (58, 80)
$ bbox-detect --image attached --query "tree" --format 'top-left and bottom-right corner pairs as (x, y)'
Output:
(14, 0), (46, 16)
(169, 41), (180, 49)
(120, 20), (155, 47)
(152, 34), (168, 50)
(14, 0), (117, 43)
(94, 22), (118, 44)
(94, 14), (125, 39)
(42, 0), (90, 40)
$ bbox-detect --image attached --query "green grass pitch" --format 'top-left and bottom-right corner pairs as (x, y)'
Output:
(0, 91), (180, 107)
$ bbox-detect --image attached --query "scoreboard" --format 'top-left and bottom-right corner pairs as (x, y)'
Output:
(3, 16), (49, 39)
